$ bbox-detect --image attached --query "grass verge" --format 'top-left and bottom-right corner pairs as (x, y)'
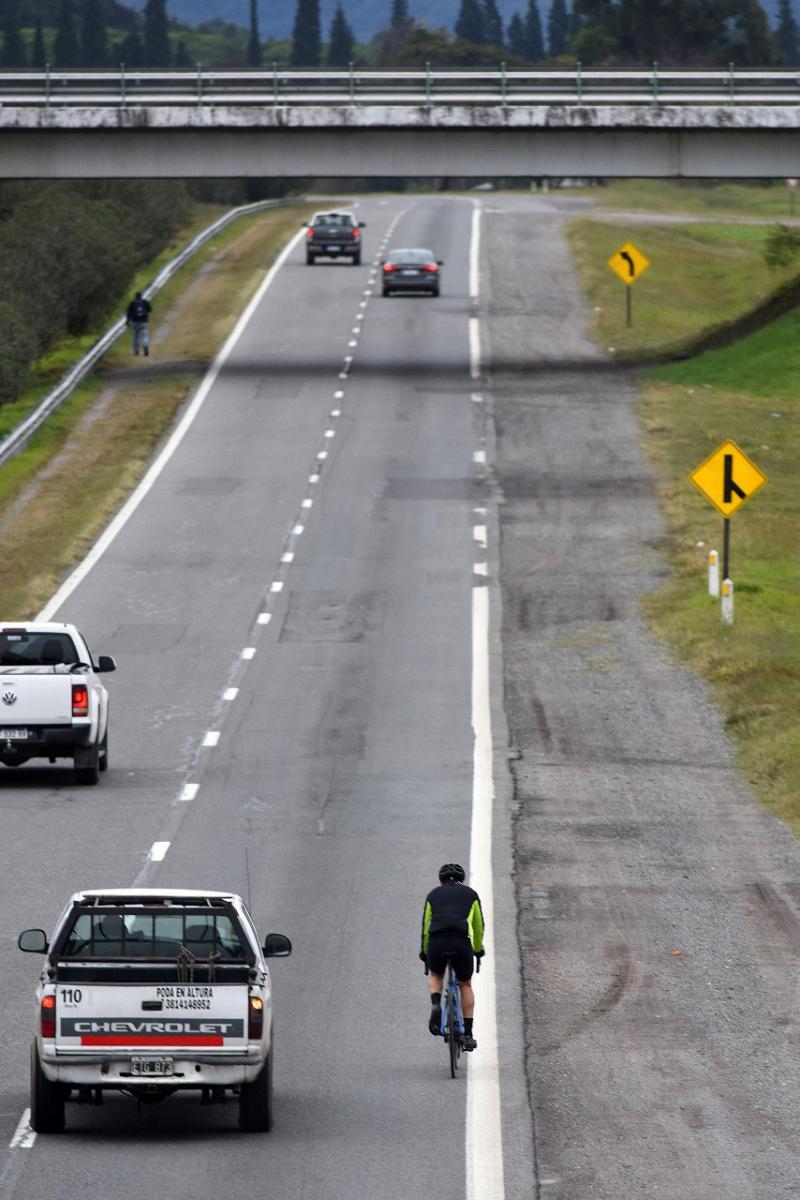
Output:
(0, 201), (313, 618)
(568, 183), (800, 835)
(566, 216), (797, 359)
(586, 179), (800, 220)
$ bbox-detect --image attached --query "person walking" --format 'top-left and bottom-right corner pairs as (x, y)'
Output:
(126, 290), (152, 356)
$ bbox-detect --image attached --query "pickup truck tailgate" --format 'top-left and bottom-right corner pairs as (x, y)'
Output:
(55, 984), (249, 1053)
(0, 672), (71, 725)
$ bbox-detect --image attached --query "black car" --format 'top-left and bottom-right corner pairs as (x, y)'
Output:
(304, 211), (365, 265)
(381, 248), (443, 296)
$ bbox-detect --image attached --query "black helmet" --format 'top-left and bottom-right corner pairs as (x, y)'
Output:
(438, 863), (466, 883)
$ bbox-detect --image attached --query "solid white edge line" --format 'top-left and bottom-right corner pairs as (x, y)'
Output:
(38, 225), (308, 621)
(467, 198), (505, 1200)
(149, 841), (170, 863)
(9, 1109), (35, 1150)
(467, 586), (505, 1200)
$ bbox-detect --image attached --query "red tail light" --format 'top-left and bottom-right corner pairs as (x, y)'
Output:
(353, 228), (360, 238)
(383, 263), (396, 273)
(72, 684), (89, 717)
(423, 263), (439, 272)
(41, 994), (56, 1039)
(248, 995), (264, 1040)
(306, 228), (314, 239)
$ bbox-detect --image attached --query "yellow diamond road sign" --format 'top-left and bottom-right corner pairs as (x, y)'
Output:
(607, 241), (651, 285)
(690, 440), (767, 518)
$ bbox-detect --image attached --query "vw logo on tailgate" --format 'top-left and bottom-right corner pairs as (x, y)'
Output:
(2, 690), (17, 706)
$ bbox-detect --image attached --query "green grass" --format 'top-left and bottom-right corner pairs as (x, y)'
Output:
(566, 217), (797, 357)
(587, 179), (800, 219)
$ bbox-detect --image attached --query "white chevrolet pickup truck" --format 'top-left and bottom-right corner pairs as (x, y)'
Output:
(19, 889), (292, 1132)
(0, 622), (115, 784)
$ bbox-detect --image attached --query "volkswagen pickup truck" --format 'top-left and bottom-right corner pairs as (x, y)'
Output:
(0, 623), (115, 785)
(19, 889), (292, 1132)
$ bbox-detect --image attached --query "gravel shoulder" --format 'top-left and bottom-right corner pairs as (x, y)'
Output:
(485, 194), (800, 1199)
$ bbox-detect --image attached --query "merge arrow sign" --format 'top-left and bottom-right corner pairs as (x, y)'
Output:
(690, 440), (768, 518)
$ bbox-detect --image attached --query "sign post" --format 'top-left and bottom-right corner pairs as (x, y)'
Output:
(690, 440), (767, 617)
(607, 241), (651, 328)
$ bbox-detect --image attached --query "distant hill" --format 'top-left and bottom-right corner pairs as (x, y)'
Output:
(124, 1), (780, 45)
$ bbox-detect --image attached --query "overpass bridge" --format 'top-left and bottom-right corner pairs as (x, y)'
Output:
(1, 68), (799, 178)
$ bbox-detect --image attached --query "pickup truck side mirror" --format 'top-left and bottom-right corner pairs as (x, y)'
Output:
(18, 929), (48, 954)
(263, 933), (292, 958)
(358, 221), (366, 228)
(437, 260), (444, 266)
(302, 221), (309, 228)
(96, 656), (116, 673)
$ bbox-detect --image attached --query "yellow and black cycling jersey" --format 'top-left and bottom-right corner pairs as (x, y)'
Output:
(420, 881), (484, 955)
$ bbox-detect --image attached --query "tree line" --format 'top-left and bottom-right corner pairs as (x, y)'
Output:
(3, 1), (799, 70)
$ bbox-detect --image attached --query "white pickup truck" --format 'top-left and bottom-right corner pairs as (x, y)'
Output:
(0, 622), (115, 784)
(19, 889), (292, 1133)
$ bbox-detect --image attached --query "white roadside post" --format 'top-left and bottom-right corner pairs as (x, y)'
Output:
(721, 578), (734, 625)
(708, 549), (720, 597)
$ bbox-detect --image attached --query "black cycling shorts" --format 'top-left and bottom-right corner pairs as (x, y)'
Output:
(426, 935), (474, 982)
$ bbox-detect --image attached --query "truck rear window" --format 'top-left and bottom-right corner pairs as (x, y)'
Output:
(59, 908), (250, 961)
(0, 631), (78, 666)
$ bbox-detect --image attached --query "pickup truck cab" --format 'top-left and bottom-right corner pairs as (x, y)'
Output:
(303, 210), (366, 265)
(0, 622), (115, 785)
(19, 889), (292, 1132)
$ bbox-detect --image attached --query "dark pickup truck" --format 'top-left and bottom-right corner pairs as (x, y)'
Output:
(304, 211), (366, 265)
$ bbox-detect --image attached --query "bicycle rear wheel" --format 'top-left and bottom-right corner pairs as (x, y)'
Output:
(447, 993), (459, 1078)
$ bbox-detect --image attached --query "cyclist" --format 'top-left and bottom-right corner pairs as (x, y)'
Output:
(419, 863), (485, 1052)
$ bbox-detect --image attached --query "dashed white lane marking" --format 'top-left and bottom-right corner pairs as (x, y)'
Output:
(474, 506), (487, 515)
(344, 355), (353, 364)
(309, 473), (320, 484)
(9, 1110), (35, 1150)
(324, 429), (335, 438)
(149, 841), (171, 862)
(257, 612), (272, 625)
(180, 783), (200, 802)
(281, 552), (295, 563)
(364, 289), (373, 296)
(293, 524), (305, 536)
(223, 687), (239, 702)
(317, 450), (328, 461)
(270, 581), (284, 593)
(331, 409), (341, 417)
(473, 525), (487, 549)
(472, 392), (484, 404)
(473, 450), (487, 465)
(339, 371), (348, 379)
(38, 224), (307, 622)
(302, 498), (314, 508)
(202, 731), (220, 748)
(335, 389), (345, 398)
(469, 318), (482, 382)
(473, 562), (488, 577)
(349, 340), (358, 348)
(241, 646), (257, 659)
(352, 326), (360, 333)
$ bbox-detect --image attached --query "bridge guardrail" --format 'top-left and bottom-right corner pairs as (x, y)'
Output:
(0, 199), (288, 470)
(0, 67), (799, 107)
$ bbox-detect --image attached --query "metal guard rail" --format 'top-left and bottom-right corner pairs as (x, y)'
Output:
(0, 66), (799, 107)
(0, 199), (287, 470)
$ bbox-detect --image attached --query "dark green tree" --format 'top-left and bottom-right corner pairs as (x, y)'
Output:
(507, 12), (527, 56)
(290, 0), (321, 66)
(776, 0), (799, 65)
(82, 0), (108, 68)
(144, 0), (171, 67)
(482, 0), (504, 46)
(248, 0), (262, 66)
(54, 0), (80, 67)
(119, 30), (144, 67)
(174, 37), (192, 67)
(455, 0), (485, 43)
(390, 0), (411, 27)
(32, 17), (46, 68)
(547, 0), (569, 55)
(617, 0), (774, 67)
(525, 0), (544, 58)
(328, 4), (354, 65)
(2, 0), (25, 67)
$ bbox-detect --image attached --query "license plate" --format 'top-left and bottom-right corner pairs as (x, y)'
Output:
(326, 244), (341, 251)
(401, 269), (419, 276)
(0, 729), (28, 740)
(131, 1056), (174, 1076)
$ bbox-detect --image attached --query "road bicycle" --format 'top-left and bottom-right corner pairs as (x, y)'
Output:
(439, 958), (465, 1078)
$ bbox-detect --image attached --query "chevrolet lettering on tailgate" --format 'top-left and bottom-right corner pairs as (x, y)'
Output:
(19, 888), (292, 1133)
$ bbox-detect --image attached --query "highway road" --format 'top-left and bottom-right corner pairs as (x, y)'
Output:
(0, 195), (533, 1199)
(1, 190), (798, 1200)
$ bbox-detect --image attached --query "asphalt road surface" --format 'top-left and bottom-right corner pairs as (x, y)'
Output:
(0, 191), (797, 1200)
